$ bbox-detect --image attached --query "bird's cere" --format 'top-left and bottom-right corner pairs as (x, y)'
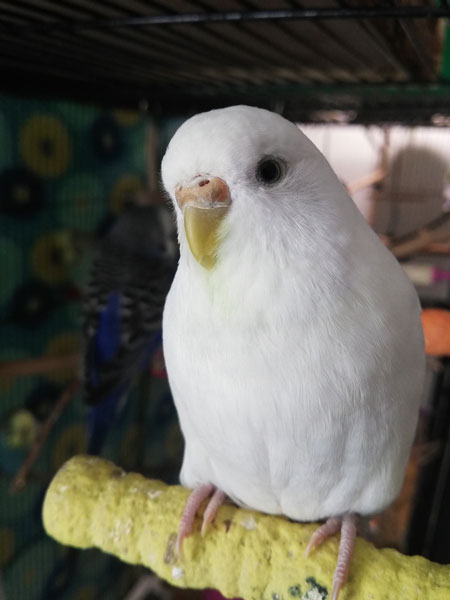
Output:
(175, 176), (231, 270)
(175, 176), (230, 209)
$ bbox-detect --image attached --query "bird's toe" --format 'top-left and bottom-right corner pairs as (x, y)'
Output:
(201, 488), (226, 536)
(176, 483), (215, 555)
(304, 513), (358, 600)
(304, 516), (342, 558)
(331, 513), (358, 600)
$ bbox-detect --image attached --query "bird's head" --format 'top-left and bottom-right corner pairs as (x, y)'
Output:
(161, 105), (347, 272)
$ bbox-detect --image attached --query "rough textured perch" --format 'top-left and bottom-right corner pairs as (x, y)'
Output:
(43, 456), (450, 600)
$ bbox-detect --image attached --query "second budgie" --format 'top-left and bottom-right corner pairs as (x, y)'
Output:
(81, 204), (176, 454)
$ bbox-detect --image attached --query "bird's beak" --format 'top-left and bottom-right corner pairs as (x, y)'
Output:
(175, 176), (231, 270)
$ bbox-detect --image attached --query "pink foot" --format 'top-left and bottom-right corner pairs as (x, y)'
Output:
(201, 488), (226, 536)
(305, 513), (358, 600)
(332, 514), (357, 600)
(176, 484), (226, 555)
(304, 516), (341, 558)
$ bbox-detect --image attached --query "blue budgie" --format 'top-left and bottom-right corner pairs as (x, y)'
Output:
(81, 204), (177, 455)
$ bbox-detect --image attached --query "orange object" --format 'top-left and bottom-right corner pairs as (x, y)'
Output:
(421, 309), (450, 356)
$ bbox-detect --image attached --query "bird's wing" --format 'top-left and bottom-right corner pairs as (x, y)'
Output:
(82, 245), (173, 406)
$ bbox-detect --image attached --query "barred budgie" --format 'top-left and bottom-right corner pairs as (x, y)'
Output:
(81, 204), (176, 454)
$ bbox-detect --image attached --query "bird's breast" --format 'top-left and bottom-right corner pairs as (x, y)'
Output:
(162, 252), (424, 519)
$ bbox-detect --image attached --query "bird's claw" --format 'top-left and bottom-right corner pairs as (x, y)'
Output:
(201, 488), (226, 537)
(304, 516), (341, 558)
(176, 483), (226, 555)
(305, 514), (358, 600)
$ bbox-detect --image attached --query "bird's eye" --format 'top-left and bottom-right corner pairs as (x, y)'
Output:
(256, 157), (285, 185)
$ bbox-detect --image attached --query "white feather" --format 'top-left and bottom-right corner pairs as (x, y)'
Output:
(161, 105), (425, 521)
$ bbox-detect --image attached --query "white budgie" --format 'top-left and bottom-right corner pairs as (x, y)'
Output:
(161, 105), (425, 599)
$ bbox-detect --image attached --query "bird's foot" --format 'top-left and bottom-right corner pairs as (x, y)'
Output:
(176, 484), (226, 555)
(305, 513), (358, 600)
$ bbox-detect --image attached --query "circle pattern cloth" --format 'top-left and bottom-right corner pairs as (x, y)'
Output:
(57, 173), (105, 231)
(91, 115), (123, 162)
(0, 110), (13, 169)
(110, 173), (145, 214)
(0, 235), (23, 306)
(20, 114), (71, 178)
(0, 167), (44, 217)
(31, 231), (76, 283)
(0, 96), (179, 600)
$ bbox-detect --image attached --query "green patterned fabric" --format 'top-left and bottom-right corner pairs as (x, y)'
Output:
(0, 96), (182, 600)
